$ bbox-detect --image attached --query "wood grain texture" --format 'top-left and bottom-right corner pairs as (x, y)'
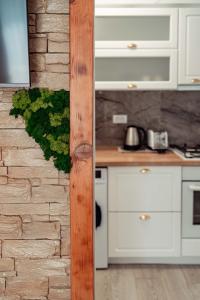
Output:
(96, 147), (200, 166)
(96, 265), (200, 300)
(70, 0), (94, 300)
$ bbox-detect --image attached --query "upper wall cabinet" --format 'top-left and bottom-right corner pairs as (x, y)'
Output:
(95, 8), (178, 49)
(96, 0), (200, 5)
(96, 0), (156, 4)
(161, 0), (200, 2)
(95, 49), (177, 90)
(179, 8), (200, 85)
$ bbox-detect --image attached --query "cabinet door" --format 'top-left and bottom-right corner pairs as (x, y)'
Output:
(95, 8), (178, 49)
(109, 212), (181, 257)
(179, 9), (200, 85)
(95, 49), (177, 90)
(96, 0), (200, 4)
(96, 0), (161, 4)
(108, 166), (181, 212)
(160, 0), (200, 2)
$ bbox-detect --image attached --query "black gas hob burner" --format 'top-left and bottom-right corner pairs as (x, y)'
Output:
(172, 144), (200, 159)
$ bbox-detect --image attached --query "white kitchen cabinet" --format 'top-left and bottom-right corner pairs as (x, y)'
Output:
(108, 166), (181, 258)
(96, 0), (200, 5)
(109, 212), (181, 257)
(96, 0), (159, 4)
(160, 0), (200, 2)
(95, 49), (177, 90)
(95, 8), (178, 49)
(179, 8), (200, 85)
(108, 166), (181, 212)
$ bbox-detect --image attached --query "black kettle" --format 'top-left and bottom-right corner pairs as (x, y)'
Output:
(124, 125), (146, 151)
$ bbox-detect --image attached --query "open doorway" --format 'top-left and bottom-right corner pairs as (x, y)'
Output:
(94, 1), (200, 299)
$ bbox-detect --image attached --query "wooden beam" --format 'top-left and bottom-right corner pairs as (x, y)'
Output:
(70, 0), (94, 299)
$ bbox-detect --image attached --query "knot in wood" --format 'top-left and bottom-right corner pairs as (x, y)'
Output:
(74, 143), (93, 160)
(77, 63), (87, 75)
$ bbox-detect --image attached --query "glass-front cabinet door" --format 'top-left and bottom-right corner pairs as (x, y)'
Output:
(95, 0), (200, 5)
(95, 8), (178, 49)
(96, 0), (160, 4)
(95, 49), (177, 90)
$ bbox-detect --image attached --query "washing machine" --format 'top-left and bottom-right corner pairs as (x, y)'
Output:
(95, 168), (108, 269)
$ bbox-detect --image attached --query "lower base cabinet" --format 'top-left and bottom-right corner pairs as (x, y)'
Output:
(109, 212), (181, 258)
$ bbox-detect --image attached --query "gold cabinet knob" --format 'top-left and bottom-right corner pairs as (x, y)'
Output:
(127, 43), (137, 49)
(140, 168), (150, 174)
(192, 78), (200, 84)
(139, 214), (151, 221)
(128, 83), (137, 89)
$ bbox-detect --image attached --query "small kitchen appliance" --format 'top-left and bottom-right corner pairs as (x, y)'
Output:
(147, 130), (169, 152)
(124, 125), (146, 151)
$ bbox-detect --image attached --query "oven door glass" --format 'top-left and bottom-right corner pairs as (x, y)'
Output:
(193, 190), (200, 225)
(182, 182), (200, 238)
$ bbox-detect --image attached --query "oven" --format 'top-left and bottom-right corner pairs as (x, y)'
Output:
(182, 168), (200, 238)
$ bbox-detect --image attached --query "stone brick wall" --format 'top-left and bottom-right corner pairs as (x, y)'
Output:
(0, 0), (70, 299)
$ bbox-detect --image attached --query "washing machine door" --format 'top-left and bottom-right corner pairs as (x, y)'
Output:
(96, 201), (102, 228)
(95, 168), (108, 269)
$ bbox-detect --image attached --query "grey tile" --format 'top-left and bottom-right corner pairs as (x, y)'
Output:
(96, 91), (200, 146)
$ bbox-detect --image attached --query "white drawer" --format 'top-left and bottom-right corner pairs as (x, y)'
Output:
(108, 167), (181, 212)
(109, 212), (181, 258)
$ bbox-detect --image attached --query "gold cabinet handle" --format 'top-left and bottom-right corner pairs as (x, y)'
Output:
(128, 83), (137, 89)
(140, 168), (151, 174)
(139, 214), (151, 221)
(127, 43), (137, 49)
(192, 78), (200, 84)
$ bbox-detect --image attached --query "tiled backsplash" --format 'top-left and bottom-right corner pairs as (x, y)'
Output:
(96, 91), (200, 146)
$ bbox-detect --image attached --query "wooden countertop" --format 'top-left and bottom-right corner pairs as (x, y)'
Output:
(96, 147), (200, 166)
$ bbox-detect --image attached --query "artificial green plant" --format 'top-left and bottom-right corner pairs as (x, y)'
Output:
(10, 88), (71, 173)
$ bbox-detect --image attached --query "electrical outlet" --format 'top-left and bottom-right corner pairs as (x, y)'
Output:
(113, 115), (128, 124)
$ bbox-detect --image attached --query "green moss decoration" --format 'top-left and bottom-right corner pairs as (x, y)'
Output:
(10, 88), (71, 173)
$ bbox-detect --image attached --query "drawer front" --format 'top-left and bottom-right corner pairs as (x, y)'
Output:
(109, 212), (181, 257)
(108, 167), (181, 212)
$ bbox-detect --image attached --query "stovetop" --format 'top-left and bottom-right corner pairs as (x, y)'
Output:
(171, 144), (200, 160)
(118, 144), (200, 160)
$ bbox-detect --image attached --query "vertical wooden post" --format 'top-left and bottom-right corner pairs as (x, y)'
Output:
(70, 0), (94, 299)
